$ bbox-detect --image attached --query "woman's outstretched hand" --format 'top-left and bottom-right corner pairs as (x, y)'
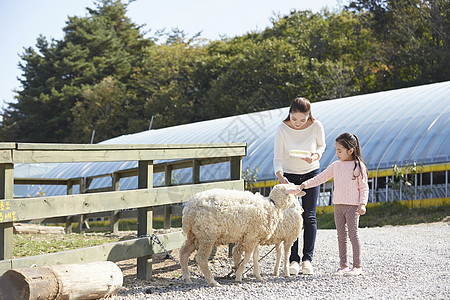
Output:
(301, 153), (318, 164)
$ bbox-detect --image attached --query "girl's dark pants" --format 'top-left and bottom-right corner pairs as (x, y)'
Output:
(284, 169), (319, 263)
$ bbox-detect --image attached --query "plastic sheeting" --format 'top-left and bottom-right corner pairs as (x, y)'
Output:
(20, 81), (449, 196)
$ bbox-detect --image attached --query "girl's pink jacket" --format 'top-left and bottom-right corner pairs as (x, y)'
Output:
(302, 160), (369, 206)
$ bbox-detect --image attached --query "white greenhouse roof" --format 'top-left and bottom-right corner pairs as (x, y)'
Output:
(19, 81), (449, 196)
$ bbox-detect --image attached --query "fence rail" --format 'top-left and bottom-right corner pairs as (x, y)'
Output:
(0, 142), (246, 279)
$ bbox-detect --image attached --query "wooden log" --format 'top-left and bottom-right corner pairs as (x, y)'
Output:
(13, 223), (65, 235)
(0, 261), (123, 300)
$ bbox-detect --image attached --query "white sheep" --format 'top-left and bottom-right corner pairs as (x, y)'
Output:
(232, 197), (304, 277)
(179, 184), (301, 286)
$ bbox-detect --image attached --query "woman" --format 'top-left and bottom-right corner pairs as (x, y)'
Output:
(273, 97), (326, 275)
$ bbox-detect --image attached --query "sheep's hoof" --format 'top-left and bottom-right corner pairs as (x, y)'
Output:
(184, 278), (193, 284)
(209, 280), (220, 287)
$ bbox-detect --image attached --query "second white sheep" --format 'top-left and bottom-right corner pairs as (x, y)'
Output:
(232, 196), (304, 277)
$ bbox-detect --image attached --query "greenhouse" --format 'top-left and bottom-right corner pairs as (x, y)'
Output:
(18, 81), (449, 206)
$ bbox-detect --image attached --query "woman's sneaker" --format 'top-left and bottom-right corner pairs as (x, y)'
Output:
(345, 267), (363, 276)
(289, 261), (300, 276)
(302, 260), (314, 275)
(335, 267), (350, 275)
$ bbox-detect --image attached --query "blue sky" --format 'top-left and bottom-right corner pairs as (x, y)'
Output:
(0, 0), (341, 110)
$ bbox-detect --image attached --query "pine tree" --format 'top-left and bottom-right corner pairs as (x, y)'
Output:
(1, 0), (151, 143)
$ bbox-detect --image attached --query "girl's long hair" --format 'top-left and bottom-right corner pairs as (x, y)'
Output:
(335, 133), (368, 180)
(283, 97), (314, 122)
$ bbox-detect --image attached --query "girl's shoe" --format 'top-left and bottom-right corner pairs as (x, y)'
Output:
(335, 267), (350, 275)
(345, 267), (363, 276)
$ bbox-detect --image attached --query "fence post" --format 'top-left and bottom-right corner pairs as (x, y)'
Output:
(79, 178), (87, 233)
(65, 180), (74, 234)
(0, 163), (14, 260)
(163, 165), (173, 229)
(137, 160), (153, 280)
(228, 156), (242, 256)
(230, 156), (242, 181)
(192, 159), (200, 184)
(110, 173), (120, 235)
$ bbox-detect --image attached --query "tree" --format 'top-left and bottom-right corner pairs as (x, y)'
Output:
(131, 36), (208, 129)
(0, 0), (151, 142)
(346, 0), (450, 87)
(72, 76), (125, 143)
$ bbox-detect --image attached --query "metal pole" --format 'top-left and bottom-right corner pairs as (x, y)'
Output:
(90, 129), (96, 144)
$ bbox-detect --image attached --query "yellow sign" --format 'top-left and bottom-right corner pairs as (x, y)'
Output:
(0, 200), (17, 222)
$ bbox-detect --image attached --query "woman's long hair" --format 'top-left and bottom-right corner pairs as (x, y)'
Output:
(283, 97), (314, 122)
(335, 132), (368, 180)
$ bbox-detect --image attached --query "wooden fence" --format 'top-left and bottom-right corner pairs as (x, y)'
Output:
(0, 142), (246, 279)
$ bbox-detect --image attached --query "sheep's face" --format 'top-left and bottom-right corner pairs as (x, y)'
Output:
(269, 184), (303, 211)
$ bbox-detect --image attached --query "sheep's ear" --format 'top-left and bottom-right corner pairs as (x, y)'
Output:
(295, 190), (306, 197)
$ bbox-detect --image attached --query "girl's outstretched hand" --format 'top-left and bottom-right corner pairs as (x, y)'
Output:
(358, 204), (366, 215)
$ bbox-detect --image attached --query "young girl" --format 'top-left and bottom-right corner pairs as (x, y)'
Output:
(299, 132), (369, 276)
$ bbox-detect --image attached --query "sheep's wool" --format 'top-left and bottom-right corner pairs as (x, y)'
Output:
(182, 188), (283, 246)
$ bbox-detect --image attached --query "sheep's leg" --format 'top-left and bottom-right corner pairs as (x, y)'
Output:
(232, 243), (244, 269)
(274, 242), (282, 276)
(283, 240), (294, 277)
(235, 245), (254, 282)
(196, 242), (219, 286)
(252, 246), (262, 281)
(233, 243), (251, 279)
(180, 238), (196, 284)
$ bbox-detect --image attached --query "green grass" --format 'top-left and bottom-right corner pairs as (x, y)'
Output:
(13, 233), (119, 258)
(12, 204), (449, 258)
(317, 202), (450, 229)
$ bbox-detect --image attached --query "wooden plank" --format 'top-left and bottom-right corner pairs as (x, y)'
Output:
(3, 180), (243, 223)
(0, 231), (186, 276)
(0, 150), (13, 164)
(13, 147), (246, 163)
(16, 143), (246, 151)
(0, 143), (15, 150)
(14, 178), (70, 185)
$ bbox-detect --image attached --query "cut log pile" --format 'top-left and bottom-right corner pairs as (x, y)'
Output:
(13, 223), (65, 234)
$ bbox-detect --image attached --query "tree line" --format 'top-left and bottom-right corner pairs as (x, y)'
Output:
(1, 0), (448, 143)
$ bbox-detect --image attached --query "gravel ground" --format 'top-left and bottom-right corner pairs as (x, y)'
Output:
(110, 221), (449, 300)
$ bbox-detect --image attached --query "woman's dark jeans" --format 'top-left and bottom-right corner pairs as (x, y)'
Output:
(284, 169), (319, 263)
